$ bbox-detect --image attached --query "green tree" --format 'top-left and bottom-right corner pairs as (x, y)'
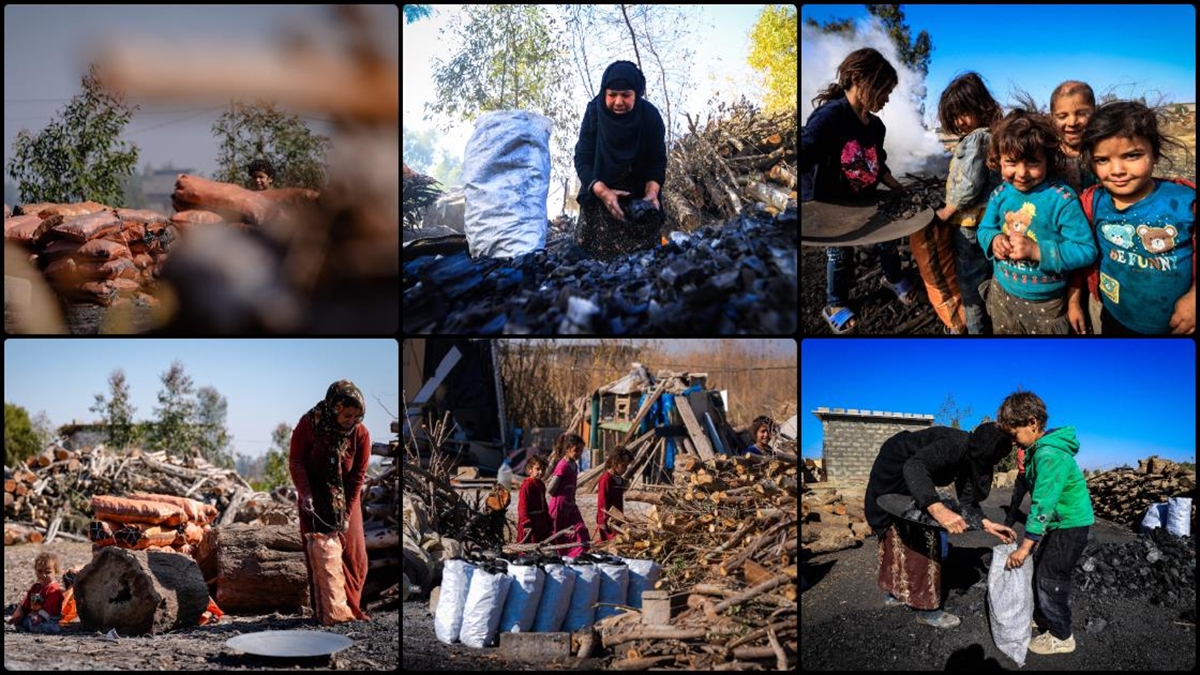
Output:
(255, 422), (295, 492)
(865, 5), (932, 76)
(748, 5), (798, 114)
(404, 5), (433, 24)
(211, 100), (330, 190)
(89, 369), (140, 449)
(5, 403), (41, 467)
(196, 386), (234, 469)
(6, 63), (140, 205)
(148, 360), (198, 458)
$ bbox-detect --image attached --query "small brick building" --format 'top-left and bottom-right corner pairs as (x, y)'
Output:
(811, 407), (934, 482)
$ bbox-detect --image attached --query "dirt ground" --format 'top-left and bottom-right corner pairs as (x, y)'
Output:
(4, 540), (398, 671)
(801, 486), (1196, 670)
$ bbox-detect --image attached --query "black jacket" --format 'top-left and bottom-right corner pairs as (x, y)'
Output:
(863, 424), (1010, 532)
(801, 95), (889, 203)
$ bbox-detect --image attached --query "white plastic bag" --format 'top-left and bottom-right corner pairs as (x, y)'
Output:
(622, 557), (661, 609)
(1141, 502), (1168, 532)
(1166, 497), (1192, 536)
(987, 542), (1034, 667)
(462, 110), (551, 259)
(532, 563), (575, 632)
(562, 562), (600, 631)
(498, 563), (544, 633)
(434, 559), (475, 644)
(459, 566), (512, 648)
(595, 561), (630, 621)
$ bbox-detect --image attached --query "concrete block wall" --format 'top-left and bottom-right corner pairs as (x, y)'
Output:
(811, 407), (934, 482)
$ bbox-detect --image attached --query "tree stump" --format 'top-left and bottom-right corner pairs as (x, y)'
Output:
(74, 547), (208, 635)
(213, 522), (310, 614)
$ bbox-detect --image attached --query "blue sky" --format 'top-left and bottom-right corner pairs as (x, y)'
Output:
(801, 339), (1196, 471)
(801, 4), (1196, 114)
(4, 339), (399, 459)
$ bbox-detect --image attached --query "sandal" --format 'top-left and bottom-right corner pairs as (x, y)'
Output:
(823, 306), (857, 334)
(882, 276), (917, 306)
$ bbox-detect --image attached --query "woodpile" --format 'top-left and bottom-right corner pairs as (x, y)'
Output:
(585, 452), (797, 670)
(800, 482), (871, 556)
(363, 429), (402, 611)
(667, 98), (797, 230)
(3, 442), (270, 545)
(1087, 456), (1197, 528)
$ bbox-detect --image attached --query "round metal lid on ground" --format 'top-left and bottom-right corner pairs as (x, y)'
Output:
(225, 630), (354, 657)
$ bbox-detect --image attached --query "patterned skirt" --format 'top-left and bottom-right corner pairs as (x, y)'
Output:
(876, 520), (942, 610)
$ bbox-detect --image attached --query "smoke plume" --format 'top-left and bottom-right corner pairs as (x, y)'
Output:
(801, 17), (946, 177)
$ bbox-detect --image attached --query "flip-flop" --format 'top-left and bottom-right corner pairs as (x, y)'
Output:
(823, 305), (856, 334)
(882, 276), (917, 305)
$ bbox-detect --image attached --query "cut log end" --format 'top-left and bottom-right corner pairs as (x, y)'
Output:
(74, 546), (209, 635)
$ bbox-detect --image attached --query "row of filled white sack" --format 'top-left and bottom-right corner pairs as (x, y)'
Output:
(434, 556), (661, 648)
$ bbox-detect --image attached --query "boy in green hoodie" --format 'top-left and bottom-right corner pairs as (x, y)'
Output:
(998, 390), (1094, 656)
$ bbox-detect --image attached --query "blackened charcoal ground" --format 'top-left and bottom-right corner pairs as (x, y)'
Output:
(404, 205), (797, 334)
(1073, 529), (1195, 618)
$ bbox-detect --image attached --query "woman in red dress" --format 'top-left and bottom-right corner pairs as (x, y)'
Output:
(289, 379), (372, 622)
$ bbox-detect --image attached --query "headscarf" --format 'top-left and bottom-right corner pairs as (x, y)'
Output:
(967, 422), (1011, 466)
(303, 379), (365, 533)
(591, 60), (647, 188)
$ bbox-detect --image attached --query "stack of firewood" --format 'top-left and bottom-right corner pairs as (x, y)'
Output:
(800, 482), (872, 556)
(585, 452), (798, 670)
(667, 98), (797, 230)
(362, 421), (402, 610)
(1087, 456), (1197, 528)
(3, 441), (280, 545)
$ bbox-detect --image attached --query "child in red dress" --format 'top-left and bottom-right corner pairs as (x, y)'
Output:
(596, 446), (633, 541)
(517, 455), (552, 544)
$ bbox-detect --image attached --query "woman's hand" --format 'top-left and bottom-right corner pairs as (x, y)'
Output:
(593, 181), (630, 221)
(927, 502), (968, 534)
(982, 519), (1016, 544)
(301, 493), (314, 513)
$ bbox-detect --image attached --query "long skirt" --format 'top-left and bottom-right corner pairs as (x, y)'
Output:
(876, 520), (942, 610)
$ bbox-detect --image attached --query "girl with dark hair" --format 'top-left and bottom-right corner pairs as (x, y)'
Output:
(1070, 101), (1195, 334)
(935, 72), (1003, 334)
(545, 433), (590, 556)
(977, 109), (1098, 333)
(802, 47), (915, 334)
(1049, 81), (1099, 194)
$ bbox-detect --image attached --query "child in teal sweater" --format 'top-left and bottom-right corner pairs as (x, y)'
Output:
(978, 109), (1098, 333)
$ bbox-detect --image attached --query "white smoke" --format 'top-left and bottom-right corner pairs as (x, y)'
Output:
(801, 17), (946, 177)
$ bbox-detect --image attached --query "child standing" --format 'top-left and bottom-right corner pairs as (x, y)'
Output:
(7, 552), (65, 634)
(516, 455), (552, 545)
(977, 109), (1098, 333)
(1071, 101), (1196, 335)
(935, 72), (1004, 334)
(596, 446), (633, 541)
(998, 390), (1093, 656)
(546, 433), (590, 557)
(1050, 81), (1099, 194)
(802, 47), (916, 333)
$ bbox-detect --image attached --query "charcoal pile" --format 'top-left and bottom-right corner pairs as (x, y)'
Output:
(876, 174), (944, 222)
(404, 204), (796, 334)
(1073, 528), (1195, 620)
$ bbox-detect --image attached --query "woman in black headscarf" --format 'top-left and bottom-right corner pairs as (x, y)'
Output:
(862, 422), (1018, 629)
(573, 60), (667, 260)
